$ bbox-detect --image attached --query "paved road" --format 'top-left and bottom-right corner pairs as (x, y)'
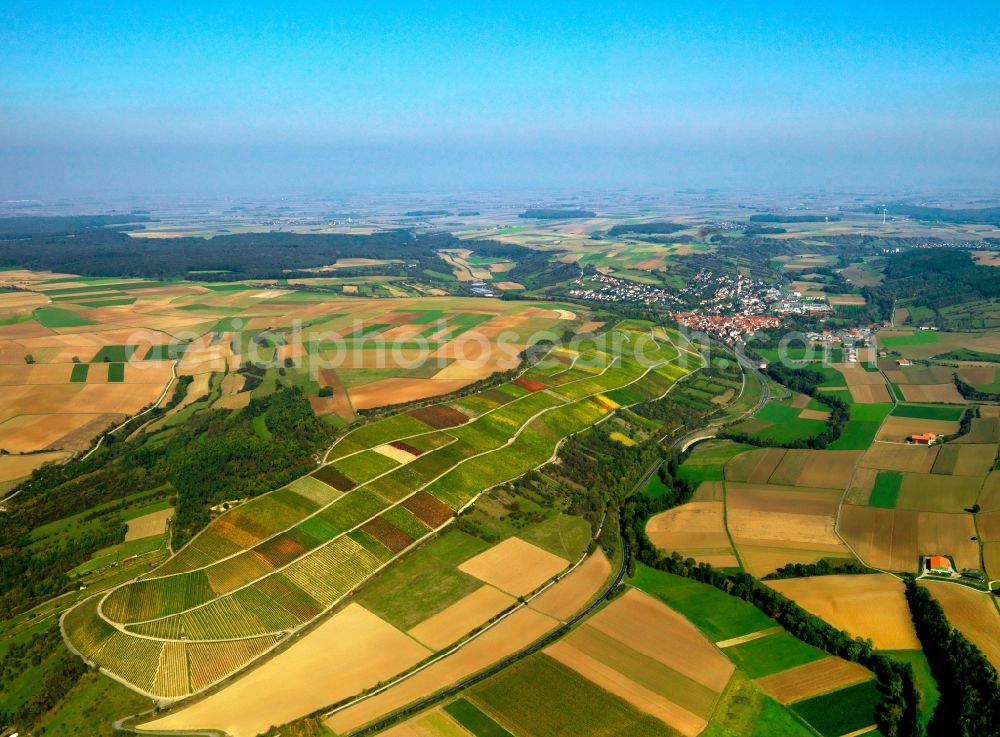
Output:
(670, 344), (769, 452)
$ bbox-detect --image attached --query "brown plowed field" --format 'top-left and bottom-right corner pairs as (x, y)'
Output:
(900, 383), (965, 404)
(860, 442), (940, 472)
(875, 417), (959, 443)
(849, 383), (892, 403)
(725, 448), (787, 483)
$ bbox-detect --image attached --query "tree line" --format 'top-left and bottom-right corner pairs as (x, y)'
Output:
(905, 581), (1000, 736)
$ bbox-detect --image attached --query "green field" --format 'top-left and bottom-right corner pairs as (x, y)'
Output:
(354, 531), (488, 630)
(869, 470), (902, 508)
(144, 344), (188, 360)
(790, 680), (882, 737)
(678, 440), (757, 484)
(70, 362), (90, 382)
(107, 363), (125, 382)
(469, 655), (671, 737)
(886, 650), (939, 728)
(728, 397), (830, 444)
(33, 305), (95, 327)
(31, 671), (151, 737)
(443, 698), (515, 737)
(827, 403), (893, 451)
(880, 331), (940, 348)
(723, 631), (826, 679)
(702, 672), (816, 737)
(891, 403), (964, 421)
(628, 564), (774, 642)
(90, 344), (137, 363)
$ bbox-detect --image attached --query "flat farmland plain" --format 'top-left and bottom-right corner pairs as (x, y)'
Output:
(0, 269), (583, 451)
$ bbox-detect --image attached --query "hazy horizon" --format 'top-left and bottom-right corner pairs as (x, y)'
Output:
(3, 1), (999, 197)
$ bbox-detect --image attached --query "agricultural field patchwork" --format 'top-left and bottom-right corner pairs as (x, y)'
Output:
(0, 270), (581, 453)
(64, 324), (693, 700)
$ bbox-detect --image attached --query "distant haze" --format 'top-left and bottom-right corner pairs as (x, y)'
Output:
(2, 2), (998, 196)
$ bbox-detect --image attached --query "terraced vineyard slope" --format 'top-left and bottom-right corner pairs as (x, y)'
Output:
(62, 325), (694, 699)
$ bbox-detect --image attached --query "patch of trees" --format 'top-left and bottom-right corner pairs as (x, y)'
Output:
(518, 209), (596, 219)
(763, 559), (875, 580)
(905, 580), (1000, 736)
(0, 214), (151, 238)
(607, 222), (685, 236)
(938, 407), (977, 443)
(720, 364), (849, 450)
(875, 203), (1000, 227)
(1, 388), (334, 616)
(743, 225), (787, 235)
(463, 239), (579, 290)
(403, 210), (450, 217)
(954, 374), (1000, 402)
(749, 214), (842, 223)
(869, 250), (1000, 325)
(0, 627), (88, 730)
(0, 220), (468, 282)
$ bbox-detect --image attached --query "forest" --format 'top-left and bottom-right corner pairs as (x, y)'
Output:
(868, 249), (1000, 324)
(877, 203), (1000, 227)
(606, 221), (686, 236)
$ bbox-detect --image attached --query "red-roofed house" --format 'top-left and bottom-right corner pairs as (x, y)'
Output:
(910, 432), (938, 445)
(928, 556), (952, 574)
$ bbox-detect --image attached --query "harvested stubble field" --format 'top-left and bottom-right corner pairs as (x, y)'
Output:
(920, 580), (1000, 670)
(457, 537), (569, 597)
(645, 501), (737, 567)
(860, 441), (940, 473)
(766, 574), (920, 649)
(725, 483), (848, 573)
(66, 324), (691, 700)
(754, 656), (874, 704)
(142, 604), (433, 737)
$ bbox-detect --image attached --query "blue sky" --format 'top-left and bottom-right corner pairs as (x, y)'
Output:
(2, 2), (999, 194)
